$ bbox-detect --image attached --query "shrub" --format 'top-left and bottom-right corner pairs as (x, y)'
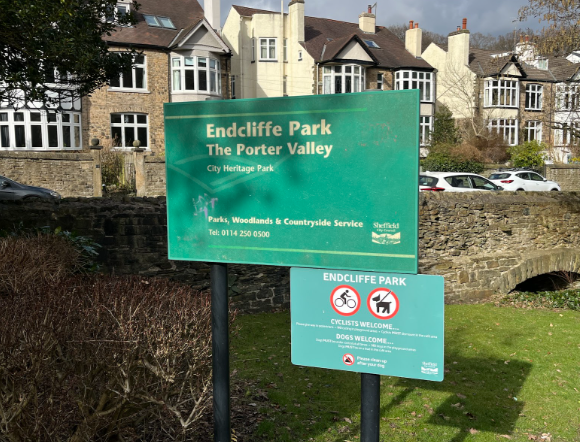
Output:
(0, 229), (100, 296)
(508, 140), (546, 170)
(0, 275), (219, 441)
(421, 151), (484, 173)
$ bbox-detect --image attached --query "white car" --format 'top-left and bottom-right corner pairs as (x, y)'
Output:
(488, 170), (561, 191)
(419, 172), (503, 192)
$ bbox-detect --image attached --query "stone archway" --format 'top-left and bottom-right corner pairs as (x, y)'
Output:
(423, 248), (580, 303)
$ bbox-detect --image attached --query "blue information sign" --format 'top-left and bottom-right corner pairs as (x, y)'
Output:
(291, 267), (444, 381)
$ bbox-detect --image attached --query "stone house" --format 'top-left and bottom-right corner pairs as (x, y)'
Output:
(0, 0), (232, 156)
(84, 0), (232, 155)
(221, 1), (436, 149)
(422, 20), (580, 162)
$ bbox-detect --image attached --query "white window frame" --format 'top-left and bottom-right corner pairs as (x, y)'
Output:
(377, 73), (384, 90)
(259, 38), (277, 61)
(395, 70), (433, 102)
(525, 84), (543, 110)
(171, 55), (221, 95)
(556, 121), (580, 146)
(322, 65), (365, 94)
(110, 113), (149, 150)
(420, 116), (432, 146)
(488, 119), (518, 146)
(484, 79), (519, 108)
(557, 84), (579, 110)
(106, 2), (130, 23)
(109, 54), (147, 92)
(523, 120), (542, 142)
(0, 109), (81, 151)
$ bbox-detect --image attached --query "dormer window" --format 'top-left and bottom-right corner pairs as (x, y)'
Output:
(106, 3), (130, 23)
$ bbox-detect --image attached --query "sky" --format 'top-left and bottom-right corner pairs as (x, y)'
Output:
(214, 0), (543, 37)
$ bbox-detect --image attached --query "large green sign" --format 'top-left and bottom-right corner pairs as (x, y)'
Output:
(291, 267), (444, 381)
(164, 91), (419, 273)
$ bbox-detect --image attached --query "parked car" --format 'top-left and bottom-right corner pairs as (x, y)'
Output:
(488, 169), (561, 191)
(0, 175), (61, 201)
(419, 172), (503, 192)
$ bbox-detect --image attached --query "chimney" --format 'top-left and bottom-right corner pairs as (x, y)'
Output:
(515, 33), (536, 64)
(359, 5), (376, 34)
(289, 0), (305, 42)
(448, 18), (470, 66)
(204, 0), (220, 32)
(405, 20), (422, 58)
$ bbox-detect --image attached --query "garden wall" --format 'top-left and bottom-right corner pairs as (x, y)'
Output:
(2, 192), (580, 309)
(0, 151), (95, 197)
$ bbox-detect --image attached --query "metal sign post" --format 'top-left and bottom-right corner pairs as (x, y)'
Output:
(361, 373), (380, 442)
(211, 263), (230, 442)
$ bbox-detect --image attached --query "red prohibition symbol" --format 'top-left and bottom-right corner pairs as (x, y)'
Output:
(330, 285), (361, 316)
(343, 354), (355, 366)
(367, 287), (400, 320)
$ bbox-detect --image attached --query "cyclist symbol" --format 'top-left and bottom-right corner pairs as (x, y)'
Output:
(334, 289), (357, 309)
(330, 285), (361, 316)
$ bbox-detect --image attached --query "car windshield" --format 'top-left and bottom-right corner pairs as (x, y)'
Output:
(419, 176), (439, 187)
(489, 173), (510, 180)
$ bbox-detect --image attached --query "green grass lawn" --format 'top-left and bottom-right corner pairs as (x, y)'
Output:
(230, 304), (580, 442)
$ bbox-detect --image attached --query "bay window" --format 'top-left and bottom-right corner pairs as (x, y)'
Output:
(0, 109), (81, 150)
(484, 79), (519, 107)
(395, 70), (433, 102)
(420, 116), (432, 146)
(322, 65), (365, 94)
(171, 55), (221, 94)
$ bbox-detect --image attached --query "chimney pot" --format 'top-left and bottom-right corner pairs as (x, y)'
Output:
(525, 35), (529, 42)
(457, 26), (460, 31)
(462, 18), (467, 30)
(409, 20), (414, 29)
(415, 23), (419, 29)
(368, 5), (372, 13)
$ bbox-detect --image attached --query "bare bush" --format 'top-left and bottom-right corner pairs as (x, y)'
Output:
(0, 275), (219, 441)
(0, 234), (83, 296)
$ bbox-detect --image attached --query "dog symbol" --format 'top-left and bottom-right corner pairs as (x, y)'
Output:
(372, 292), (392, 314)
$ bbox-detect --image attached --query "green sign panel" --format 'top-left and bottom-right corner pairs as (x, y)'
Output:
(291, 267), (444, 381)
(164, 91), (419, 273)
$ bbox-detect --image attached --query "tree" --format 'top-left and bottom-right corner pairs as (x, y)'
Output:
(430, 105), (461, 146)
(518, 0), (580, 56)
(0, 0), (138, 106)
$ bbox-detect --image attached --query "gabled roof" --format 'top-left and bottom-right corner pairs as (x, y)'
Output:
(319, 34), (378, 63)
(232, 5), (433, 70)
(104, 0), (205, 49)
(434, 42), (579, 83)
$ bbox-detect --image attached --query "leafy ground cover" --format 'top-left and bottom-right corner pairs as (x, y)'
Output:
(230, 304), (580, 442)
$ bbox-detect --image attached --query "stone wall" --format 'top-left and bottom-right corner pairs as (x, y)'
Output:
(545, 164), (580, 191)
(144, 156), (166, 196)
(2, 192), (580, 309)
(0, 151), (95, 197)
